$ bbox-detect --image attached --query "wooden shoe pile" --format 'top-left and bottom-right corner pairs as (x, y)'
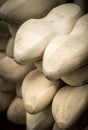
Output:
(0, 1), (88, 130)
(0, 0), (65, 125)
(0, 19), (35, 124)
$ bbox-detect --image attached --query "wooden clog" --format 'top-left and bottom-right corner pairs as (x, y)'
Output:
(0, 0), (67, 24)
(0, 56), (35, 82)
(14, 4), (82, 64)
(43, 14), (88, 80)
(52, 84), (88, 130)
(27, 106), (54, 130)
(22, 69), (63, 114)
(61, 65), (88, 86)
(7, 97), (26, 124)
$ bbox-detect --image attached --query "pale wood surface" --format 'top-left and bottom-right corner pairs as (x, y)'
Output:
(22, 69), (62, 114)
(7, 97), (26, 125)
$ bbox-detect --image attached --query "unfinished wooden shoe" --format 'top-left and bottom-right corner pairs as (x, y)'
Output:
(0, 56), (35, 82)
(14, 3), (82, 64)
(43, 14), (88, 80)
(0, 0), (67, 24)
(67, 108), (88, 130)
(52, 84), (88, 130)
(53, 109), (88, 130)
(27, 106), (54, 130)
(7, 97), (26, 125)
(61, 65), (88, 86)
(22, 69), (63, 114)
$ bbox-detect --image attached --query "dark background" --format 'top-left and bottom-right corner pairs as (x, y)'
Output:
(70, 0), (88, 13)
(0, 113), (26, 130)
(0, 0), (87, 130)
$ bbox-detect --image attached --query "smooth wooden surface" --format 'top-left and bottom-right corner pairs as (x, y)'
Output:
(7, 97), (26, 125)
(22, 69), (62, 114)
(52, 84), (88, 129)
(0, 1), (87, 130)
(0, 0), (67, 24)
(14, 3), (81, 65)
(43, 14), (88, 80)
(0, 56), (35, 82)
